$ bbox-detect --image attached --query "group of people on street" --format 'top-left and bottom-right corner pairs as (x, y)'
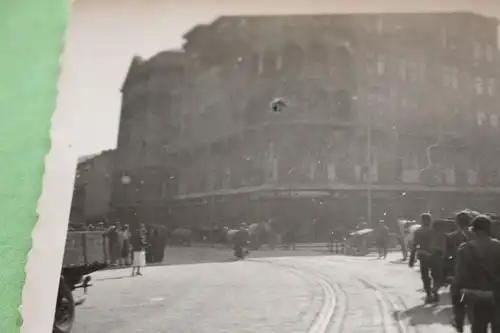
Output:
(105, 222), (132, 266)
(409, 211), (500, 333)
(102, 222), (167, 276)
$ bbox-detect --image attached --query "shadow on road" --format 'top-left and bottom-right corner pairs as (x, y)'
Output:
(399, 291), (454, 327)
(96, 275), (136, 282)
(399, 303), (454, 326)
(389, 259), (408, 265)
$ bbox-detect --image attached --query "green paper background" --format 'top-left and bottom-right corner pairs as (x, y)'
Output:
(0, 1), (70, 332)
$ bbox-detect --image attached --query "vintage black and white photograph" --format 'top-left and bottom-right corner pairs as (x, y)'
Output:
(44, 1), (500, 332)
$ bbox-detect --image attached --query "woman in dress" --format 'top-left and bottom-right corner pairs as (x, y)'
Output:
(131, 228), (146, 276)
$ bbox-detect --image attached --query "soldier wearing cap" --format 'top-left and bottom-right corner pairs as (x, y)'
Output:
(453, 215), (500, 333)
(409, 213), (442, 303)
(444, 211), (473, 331)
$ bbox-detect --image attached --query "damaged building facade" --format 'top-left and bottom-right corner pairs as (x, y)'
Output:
(112, 12), (500, 237)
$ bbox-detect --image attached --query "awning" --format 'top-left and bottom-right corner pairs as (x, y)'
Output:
(349, 228), (374, 236)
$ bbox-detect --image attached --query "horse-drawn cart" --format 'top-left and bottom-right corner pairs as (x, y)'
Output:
(53, 230), (109, 333)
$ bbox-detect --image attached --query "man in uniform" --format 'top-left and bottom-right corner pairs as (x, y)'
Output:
(444, 211), (473, 278)
(375, 220), (390, 259)
(233, 224), (249, 259)
(444, 211), (473, 331)
(453, 215), (500, 333)
(409, 213), (441, 303)
(328, 229), (335, 254)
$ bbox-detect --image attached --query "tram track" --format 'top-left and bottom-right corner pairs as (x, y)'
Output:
(357, 276), (419, 333)
(248, 259), (340, 333)
(302, 259), (410, 333)
(320, 256), (430, 333)
(252, 257), (422, 333)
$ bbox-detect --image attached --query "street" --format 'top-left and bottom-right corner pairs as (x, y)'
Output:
(72, 253), (458, 333)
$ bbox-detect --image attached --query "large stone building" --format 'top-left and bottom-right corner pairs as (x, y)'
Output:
(113, 12), (500, 237)
(109, 53), (187, 226)
(69, 150), (115, 225)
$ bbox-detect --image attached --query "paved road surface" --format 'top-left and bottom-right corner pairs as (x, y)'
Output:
(72, 253), (458, 333)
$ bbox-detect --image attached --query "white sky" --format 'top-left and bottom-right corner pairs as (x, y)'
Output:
(56, 0), (500, 157)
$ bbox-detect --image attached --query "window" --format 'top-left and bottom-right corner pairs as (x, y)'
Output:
(376, 54), (385, 75)
(474, 42), (482, 60)
(442, 67), (450, 87)
(442, 29), (457, 50)
(488, 78), (496, 96)
(308, 44), (328, 74)
(491, 114), (499, 128)
(486, 44), (494, 62)
(441, 28), (447, 48)
(408, 61), (418, 82)
(454, 106), (464, 128)
(398, 59), (407, 80)
(309, 44), (328, 64)
(375, 18), (383, 34)
(282, 43), (304, 75)
(419, 61), (426, 82)
(450, 67), (458, 89)
(365, 52), (376, 75)
(276, 55), (283, 70)
(448, 37), (457, 51)
(333, 90), (351, 118)
(262, 51), (276, 74)
(477, 111), (486, 126)
(249, 53), (260, 74)
(475, 77), (484, 95)
(257, 55), (263, 75)
(367, 93), (378, 106)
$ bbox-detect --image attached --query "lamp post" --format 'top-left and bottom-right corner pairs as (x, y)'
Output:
(367, 103), (373, 227)
(367, 86), (380, 227)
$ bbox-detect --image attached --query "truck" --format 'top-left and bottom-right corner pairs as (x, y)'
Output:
(53, 230), (109, 333)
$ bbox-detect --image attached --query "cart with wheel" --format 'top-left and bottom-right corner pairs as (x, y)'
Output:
(53, 230), (109, 333)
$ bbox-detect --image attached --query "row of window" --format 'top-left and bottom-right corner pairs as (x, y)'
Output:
(368, 22), (496, 62)
(474, 77), (496, 96)
(366, 54), (497, 96)
(441, 29), (496, 62)
(473, 42), (495, 62)
(441, 67), (496, 96)
(477, 112), (499, 128)
(240, 46), (351, 76)
(366, 53), (426, 83)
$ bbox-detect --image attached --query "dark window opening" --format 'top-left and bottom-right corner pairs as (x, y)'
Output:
(332, 90), (351, 119)
(283, 43), (303, 75)
(262, 51), (276, 75)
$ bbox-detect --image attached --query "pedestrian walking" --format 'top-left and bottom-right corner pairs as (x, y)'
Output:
(286, 228), (296, 251)
(105, 224), (119, 265)
(376, 220), (390, 259)
(131, 228), (147, 276)
(452, 215), (500, 333)
(444, 211), (473, 331)
(409, 213), (442, 303)
(233, 224), (249, 259)
(152, 229), (164, 263)
(328, 229), (335, 254)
